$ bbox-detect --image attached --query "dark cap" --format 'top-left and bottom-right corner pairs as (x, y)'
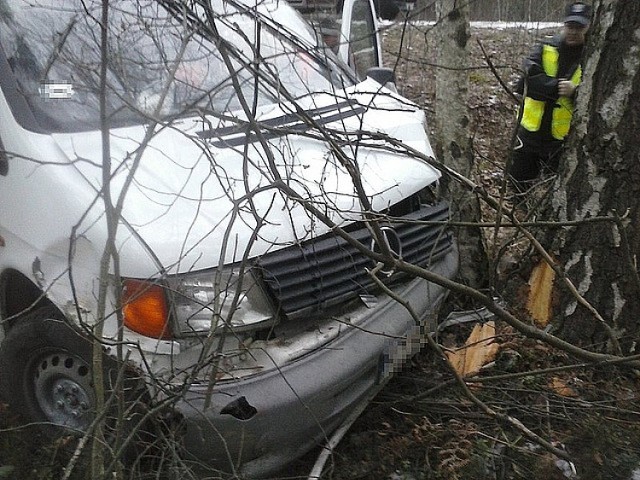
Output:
(565, 2), (592, 25)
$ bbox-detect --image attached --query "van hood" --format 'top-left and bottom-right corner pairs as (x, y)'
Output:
(52, 82), (439, 277)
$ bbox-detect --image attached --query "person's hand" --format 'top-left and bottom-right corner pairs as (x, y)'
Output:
(558, 79), (576, 97)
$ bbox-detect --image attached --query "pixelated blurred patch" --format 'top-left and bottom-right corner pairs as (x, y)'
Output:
(380, 324), (431, 380)
(39, 81), (74, 99)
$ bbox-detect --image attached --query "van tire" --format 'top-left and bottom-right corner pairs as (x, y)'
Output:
(0, 306), (150, 445)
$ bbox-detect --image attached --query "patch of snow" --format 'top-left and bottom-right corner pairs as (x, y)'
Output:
(555, 458), (578, 479)
(389, 473), (417, 480)
(472, 21), (562, 30)
(380, 20), (562, 30)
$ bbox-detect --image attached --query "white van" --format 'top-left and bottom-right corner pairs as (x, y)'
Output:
(0, 0), (457, 476)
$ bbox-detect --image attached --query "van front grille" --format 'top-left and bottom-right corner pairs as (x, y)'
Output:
(256, 201), (453, 319)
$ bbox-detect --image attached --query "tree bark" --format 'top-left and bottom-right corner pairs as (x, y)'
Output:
(546, 0), (640, 352)
(435, 0), (488, 290)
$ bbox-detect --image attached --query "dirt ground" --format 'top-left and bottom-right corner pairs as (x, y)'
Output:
(3, 23), (640, 480)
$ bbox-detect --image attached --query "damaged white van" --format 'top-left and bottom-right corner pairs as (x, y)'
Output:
(0, 0), (457, 477)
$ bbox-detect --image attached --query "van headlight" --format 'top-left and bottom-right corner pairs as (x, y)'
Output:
(122, 267), (276, 339)
(167, 267), (276, 335)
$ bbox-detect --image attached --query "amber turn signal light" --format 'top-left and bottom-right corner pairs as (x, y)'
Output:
(122, 279), (172, 339)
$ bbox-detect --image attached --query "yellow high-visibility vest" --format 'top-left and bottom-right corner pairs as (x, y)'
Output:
(520, 44), (582, 140)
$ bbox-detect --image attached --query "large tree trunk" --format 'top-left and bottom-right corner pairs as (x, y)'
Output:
(546, 0), (640, 352)
(435, 0), (488, 290)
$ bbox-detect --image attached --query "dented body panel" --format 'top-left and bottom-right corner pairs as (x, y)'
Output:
(178, 251), (457, 476)
(0, 0), (458, 476)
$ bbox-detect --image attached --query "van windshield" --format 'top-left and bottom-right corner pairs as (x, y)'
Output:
(0, 0), (354, 132)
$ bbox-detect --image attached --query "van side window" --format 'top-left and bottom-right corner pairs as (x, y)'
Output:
(348, 0), (379, 80)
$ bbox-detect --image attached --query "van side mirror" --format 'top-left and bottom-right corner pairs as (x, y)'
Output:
(0, 137), (7, 176)
(366, 67), (396, 87)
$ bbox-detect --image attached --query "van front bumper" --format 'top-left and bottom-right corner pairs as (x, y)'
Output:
(173, 246), (458, 478)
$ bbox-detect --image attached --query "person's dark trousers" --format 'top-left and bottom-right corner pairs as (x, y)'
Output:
(507, 134), (564, 192)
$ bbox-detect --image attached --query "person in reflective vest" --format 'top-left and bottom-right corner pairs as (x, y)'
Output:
(508, 2), (591, 191)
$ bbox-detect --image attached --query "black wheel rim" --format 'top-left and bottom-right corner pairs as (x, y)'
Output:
(29, 351), (95, 431)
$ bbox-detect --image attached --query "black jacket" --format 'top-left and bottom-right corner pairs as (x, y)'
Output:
(516, 34), (584, 145)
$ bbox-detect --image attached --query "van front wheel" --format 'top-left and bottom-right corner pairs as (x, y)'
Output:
(0, 307), (109, 434)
